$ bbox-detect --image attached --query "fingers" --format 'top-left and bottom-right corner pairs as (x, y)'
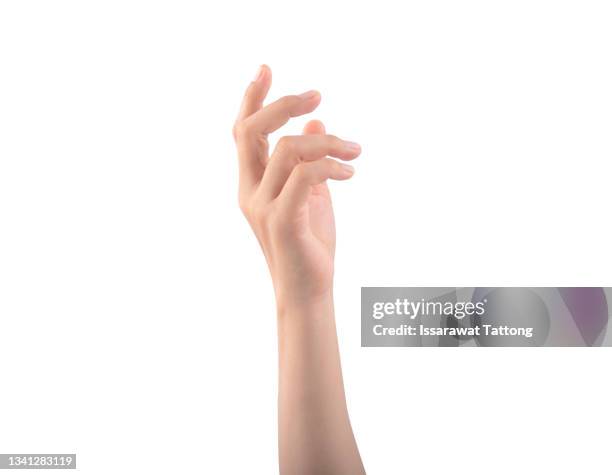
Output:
(301, 120), (332, 200)
(276, 134), (361, 161)
(233, 66), (321, 195)
(234, 65), (272, 193)
(303, 119), (326, 135)
(236, 65), (271, 123)
(277, 158), (355, 214)
(242, 90), (321, 137)
(257, 135), (361, 201)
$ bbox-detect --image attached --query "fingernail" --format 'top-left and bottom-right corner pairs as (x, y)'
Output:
(252, 65), (264, 82)
(344, 141), (361, 153)
(340, 163), (355, 176)
(298, 90), (319, 100)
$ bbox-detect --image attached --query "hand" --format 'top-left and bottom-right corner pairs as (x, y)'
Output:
(233, 65), (361, 307)
(234, 66), (366, 474)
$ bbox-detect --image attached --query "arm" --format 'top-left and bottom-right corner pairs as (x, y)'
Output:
(233, 65), (365, 474)
(278, 296), (364, 474)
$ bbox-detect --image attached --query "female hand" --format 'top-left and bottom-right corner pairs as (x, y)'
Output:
(233, 65), (361, 307)
(234, 65), (366, 474)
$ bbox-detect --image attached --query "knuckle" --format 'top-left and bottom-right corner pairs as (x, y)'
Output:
(328, 134), (342, 147)
(233, 119), (253, 140)
(293, 161), (310, 180)
(239, 193), (261, 220)
(238, 196), (249, 215)
(232, 121), (244, 140)
(323, 135), (342, 153)
(275, 136), (296, 155)
(319, 159), (335, 178)
(280, 95), (299, 107)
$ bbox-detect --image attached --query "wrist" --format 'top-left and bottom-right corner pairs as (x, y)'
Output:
(275, 288), (334, 320)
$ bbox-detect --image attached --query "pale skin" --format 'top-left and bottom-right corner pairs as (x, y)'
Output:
(233, 65), (366, 475)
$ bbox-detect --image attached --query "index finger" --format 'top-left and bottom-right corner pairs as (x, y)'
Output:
(236, 64), (272, 123)
(233, 65), (272, 193)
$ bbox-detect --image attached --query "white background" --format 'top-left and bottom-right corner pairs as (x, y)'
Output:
(1, 1), (611, 473)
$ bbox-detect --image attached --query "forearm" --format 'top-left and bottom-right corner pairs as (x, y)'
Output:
(277, 292), (365, 474)
(234, 65), (363, 473)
